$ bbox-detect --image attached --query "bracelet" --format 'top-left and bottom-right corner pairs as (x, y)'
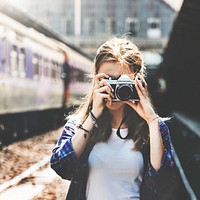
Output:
(89, 106), (98, 128)
(147, 115), (159, 124)
(77, 124), (91, 139)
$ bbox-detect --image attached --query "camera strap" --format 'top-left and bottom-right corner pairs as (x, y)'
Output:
(116, 114), (129, 140)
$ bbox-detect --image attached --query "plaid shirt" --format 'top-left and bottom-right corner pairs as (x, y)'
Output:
(50, 118), (174, 199)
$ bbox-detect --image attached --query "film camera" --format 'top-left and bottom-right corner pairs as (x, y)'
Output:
(104, 74), (142, 101)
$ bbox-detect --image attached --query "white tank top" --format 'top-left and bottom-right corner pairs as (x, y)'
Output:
(86, 128), (144, 200)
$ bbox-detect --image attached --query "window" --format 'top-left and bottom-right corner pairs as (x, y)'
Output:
(83, 18), (94, 35)
(125, 18), (139, 36)
(56, 63), (62, 81)
(62, 18), (73, 35)
(10, 45), (18, 76)
(33, 54), (39, 79)
(43, 58), (48, 78)
(105, 17), (115, 34)
(46, 59), (51, 79)
(61, 18), (73, 35)
(19, 48), (25, 77)
(0, 40), (1, 70)
(51, 61), (57, 81)
(147, 18), (161, 38)
(38, 56), (43, 77)
(1, 38), (8, 71)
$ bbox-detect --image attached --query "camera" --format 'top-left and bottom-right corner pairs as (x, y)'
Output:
(104, 74), (141, 101)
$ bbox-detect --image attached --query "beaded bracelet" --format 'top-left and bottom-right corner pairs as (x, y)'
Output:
(89, 106), (98, 128)
(77, 124), (91, 139)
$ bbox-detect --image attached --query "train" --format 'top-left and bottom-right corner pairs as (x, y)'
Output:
(0, 5), (93, 145)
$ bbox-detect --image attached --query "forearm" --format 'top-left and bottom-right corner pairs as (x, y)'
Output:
(148, 118), (164, 171)
(72, 115), (95, 158)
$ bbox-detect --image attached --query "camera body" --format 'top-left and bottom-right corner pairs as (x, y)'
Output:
(104, 74), (140, 101)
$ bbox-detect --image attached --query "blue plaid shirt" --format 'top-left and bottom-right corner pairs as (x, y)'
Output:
(50, 117), (173, 180)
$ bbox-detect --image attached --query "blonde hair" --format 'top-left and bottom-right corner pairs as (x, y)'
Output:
(71, 37), (150, 150)
(94, 37), (145, 76)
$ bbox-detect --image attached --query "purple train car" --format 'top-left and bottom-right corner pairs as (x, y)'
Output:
(0, 11), (93, 144)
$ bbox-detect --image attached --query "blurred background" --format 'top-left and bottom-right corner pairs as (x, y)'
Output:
(0, 0), (200, 199)
(4, 0), (182, 56)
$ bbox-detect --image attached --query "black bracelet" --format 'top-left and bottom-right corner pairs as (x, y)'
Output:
(77, 124), (91, 139)
(89, 106), (98, 128)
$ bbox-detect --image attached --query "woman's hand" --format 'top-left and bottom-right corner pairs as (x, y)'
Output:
(125, 73), (157, 123)
(92, 73), (114, 118)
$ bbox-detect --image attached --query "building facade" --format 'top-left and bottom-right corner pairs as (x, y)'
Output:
(8, 0), (177, 54)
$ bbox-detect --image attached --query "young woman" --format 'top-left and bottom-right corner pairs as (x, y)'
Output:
(50, 37), (178, 200)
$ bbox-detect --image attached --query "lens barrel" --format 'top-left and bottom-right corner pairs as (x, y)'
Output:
(115, 84), (133, 101)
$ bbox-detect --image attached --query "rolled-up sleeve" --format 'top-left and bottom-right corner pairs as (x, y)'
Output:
(50, 118), (78, 180)
(147, 120), (174, 176)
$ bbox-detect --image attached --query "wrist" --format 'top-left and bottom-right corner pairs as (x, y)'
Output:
(90, 106), (101, 119)
(146, 115), (159, 124)
(89, 106), (99, 128)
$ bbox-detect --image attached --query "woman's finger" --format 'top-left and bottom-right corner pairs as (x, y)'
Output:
(94, 93), (112, 105)
(95, 85), (114, 98)
(135, 78), (146, 97)
(136, 73), (148, 92)
(94, 73), (109, 86)
(98, 79), (114, 92)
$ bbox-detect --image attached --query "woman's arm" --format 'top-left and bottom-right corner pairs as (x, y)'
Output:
(50, 116), (95, 180)
(125, 73), (173, 172)
(147, 120), (173, 176)
(147, 117), (164, 170)
(50, 118), (78, 179)
(71, 115), (95, 158)
(141, 121), (177, 200)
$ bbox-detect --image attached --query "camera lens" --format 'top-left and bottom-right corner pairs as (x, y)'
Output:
(116, 85), (133, 101)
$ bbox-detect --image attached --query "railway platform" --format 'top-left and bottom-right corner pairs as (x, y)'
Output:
(0, 128), (69, 199)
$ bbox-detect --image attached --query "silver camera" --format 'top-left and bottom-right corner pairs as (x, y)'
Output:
(104, 74), (140, 101)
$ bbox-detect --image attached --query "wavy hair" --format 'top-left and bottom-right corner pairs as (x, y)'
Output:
(70, 37), (152, 151)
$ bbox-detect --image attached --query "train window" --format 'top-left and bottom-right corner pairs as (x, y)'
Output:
(0, 27), (8, 72)
(51, 61), (57, 81)
(46, 59), (51, 79)
(19, 48), (25, 77)
(56, 62), (59, 80)
(33, 54), (40, 80)
(38, 56), (43, 77)
(1, 37), (8, 71)
(71, 68), (84, 82)
(42, 58), (47, 78)
(10, 45), (18, 76)
(0, 38), (2, 70)
(56, 63), (61, 80)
